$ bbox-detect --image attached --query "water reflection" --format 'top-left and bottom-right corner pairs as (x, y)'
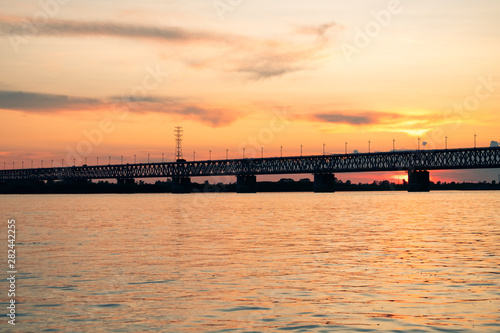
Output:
(0, 192), (498, 332)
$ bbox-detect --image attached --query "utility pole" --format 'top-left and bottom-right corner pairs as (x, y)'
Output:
(445, 136), (448, 150)
(175, 126), (183, 161)
(393, 139), (395, 152)
(368, 140), (371, 153)
(226, 149), (228, 160)
(345, 142), (347, 154)
(261, 147), (263, 159)
(280, 146), (283, 158)
(474, 133), (477, 148)
(323, 143), (325, 155)
(300, 144), (303, 157)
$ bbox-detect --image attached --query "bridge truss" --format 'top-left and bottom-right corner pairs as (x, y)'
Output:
(1, 147), (499, 182)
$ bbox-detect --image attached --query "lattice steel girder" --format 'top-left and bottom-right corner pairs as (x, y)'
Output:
(1, 147), (499, 181)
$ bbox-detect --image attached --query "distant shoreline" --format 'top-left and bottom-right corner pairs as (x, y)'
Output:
(1, 179), (499, 194)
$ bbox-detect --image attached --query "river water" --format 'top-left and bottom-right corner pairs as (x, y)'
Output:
(0, 191), (499, 332)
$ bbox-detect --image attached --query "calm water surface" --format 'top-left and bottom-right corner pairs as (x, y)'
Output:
(0, 191), (499, 332)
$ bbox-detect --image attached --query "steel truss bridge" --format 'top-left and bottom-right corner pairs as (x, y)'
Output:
(1, 147), (499, 192)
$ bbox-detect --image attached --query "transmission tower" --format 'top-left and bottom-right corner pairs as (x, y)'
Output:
(174, 126), (183, 161)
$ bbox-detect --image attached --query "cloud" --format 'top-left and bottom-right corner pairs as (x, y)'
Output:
(175, 106), (239, 127)
(116, 99), (240, 126)
(308, 111), (443, 137)
(226, 32), (336, 80)
(0, 16), (338, 81)
(179, 34), (334, 80)
(295, 22), (340, 41)
(110, 95), (176, 105)
(0, 90), (238, 127)
(228, 22), (340, 79)
(0, 90), (101, 111)
(0, 15), (236, 44)
(232, 50), (311, 79)
(312, 112), (382, 125)
(109, 95), (240, 126)
(308, 110), (461, 132)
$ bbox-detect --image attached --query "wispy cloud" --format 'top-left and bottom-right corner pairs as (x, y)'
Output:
(0, 15), (339, 80)
(307, 110), (446, 136)
(0, 91), (101, 111)
(307, 109), (497, 139)
(174, 106), (239, 127)
(226, 22), (341, 79)
(232, 49), (314, 80)
(185, 46), (322, 80)
(295, 22), (341, 41)
(0, 90), (239, 127)
(0, 15), (236, 44)
(112, 97), (241, 126)
(310, 111), (403, 125)
(313, 113), (379, 125)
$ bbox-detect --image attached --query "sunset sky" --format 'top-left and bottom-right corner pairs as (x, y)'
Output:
(1, 0), (499, 182)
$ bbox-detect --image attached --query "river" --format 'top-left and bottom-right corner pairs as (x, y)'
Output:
(1, 191), (499, 332)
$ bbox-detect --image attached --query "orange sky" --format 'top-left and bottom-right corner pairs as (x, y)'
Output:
(1, 0), (499, 182)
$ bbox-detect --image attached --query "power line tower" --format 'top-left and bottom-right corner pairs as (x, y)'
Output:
(174, 126), (183, 161)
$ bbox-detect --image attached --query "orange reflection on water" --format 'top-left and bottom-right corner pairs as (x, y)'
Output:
(1, 191), (498, 332)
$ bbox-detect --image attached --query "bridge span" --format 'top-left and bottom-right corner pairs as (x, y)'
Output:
(1, 147), (499, 193)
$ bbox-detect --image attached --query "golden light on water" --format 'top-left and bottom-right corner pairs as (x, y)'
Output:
(2, 192), (498, 331)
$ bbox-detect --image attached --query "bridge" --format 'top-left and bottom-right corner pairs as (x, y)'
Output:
(1, 147), (499, 193)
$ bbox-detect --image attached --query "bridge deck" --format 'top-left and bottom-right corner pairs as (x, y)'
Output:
(1, 147), (499, 181)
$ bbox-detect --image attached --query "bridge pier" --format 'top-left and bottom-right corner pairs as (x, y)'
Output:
(236, 175), (257, 193)
(314, 173), (336, 193)
(172, 177), (192, 194)
(408, 170), (430, 192)
(117, 178), (135, 185)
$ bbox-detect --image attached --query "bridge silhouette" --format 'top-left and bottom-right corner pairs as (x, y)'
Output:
(1, 147), (499, 193)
